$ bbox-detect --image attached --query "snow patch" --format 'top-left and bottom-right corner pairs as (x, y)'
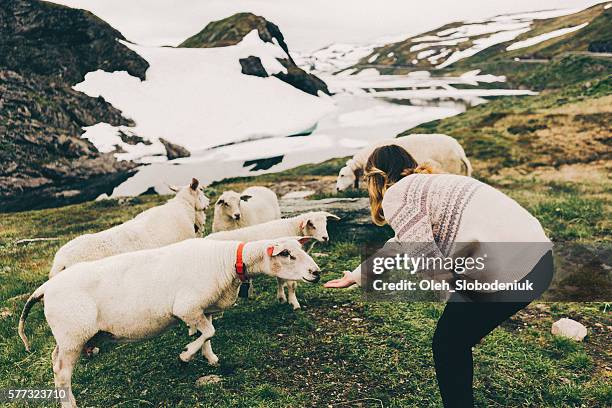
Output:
(506, 22), (589, 51)
(74, 33), (334, 157)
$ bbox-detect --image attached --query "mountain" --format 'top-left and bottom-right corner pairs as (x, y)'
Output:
(179, 12), (329, 96)
(348, 3), (611, 88)
(0, 0), (150, 211)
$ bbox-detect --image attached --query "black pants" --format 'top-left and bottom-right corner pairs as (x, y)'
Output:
(432, 251), (553, 408)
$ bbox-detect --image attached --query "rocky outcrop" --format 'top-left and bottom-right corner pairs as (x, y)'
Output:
(0, 0), (150, 211)
(0, 0), (148, 83)
(159, 138), (190, 160)
(0, 70), (137, 211)
(179, 13), (329, 96)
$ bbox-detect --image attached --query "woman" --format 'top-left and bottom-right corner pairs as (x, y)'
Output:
(325, 145), (553, 408)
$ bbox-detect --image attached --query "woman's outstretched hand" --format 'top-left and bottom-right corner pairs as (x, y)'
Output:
(324, 270), (356, 288)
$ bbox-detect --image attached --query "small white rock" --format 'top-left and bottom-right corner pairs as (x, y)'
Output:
(551, 318), (587, 341)
(195, 374), (222, 387)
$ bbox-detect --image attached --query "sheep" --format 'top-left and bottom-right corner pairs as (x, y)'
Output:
(212, 186), (280, 232)
(336, 134), (473, 191)
(48, 178), (209, 278)
(18, 237), (320, 408)
(206, 211), (340, 309)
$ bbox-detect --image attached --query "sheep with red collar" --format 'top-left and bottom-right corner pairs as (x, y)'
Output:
(206, 211), (340, 309)
(49, 178), (210, 278)
(336, 134), (472, 191)
(212, 186), (280, 232)
(19, 237), (319, 408)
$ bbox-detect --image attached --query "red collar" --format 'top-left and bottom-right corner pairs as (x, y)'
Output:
(235, 242), (247, 282)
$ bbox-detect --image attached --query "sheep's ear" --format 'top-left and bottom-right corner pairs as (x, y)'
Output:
(322, 212), (340, 220)
(306, 219), (315, 228)
(240, 194), (252, 202)
(190, 178), (199, 191)
(167, 184), (180, 193)
(266, 245), (283, 256)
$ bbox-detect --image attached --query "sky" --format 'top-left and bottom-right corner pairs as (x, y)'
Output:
(52, 0), (606, 51)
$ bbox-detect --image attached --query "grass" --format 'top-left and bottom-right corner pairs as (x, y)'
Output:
(0, 160), (610, 407)
(1, 18), (611, 405)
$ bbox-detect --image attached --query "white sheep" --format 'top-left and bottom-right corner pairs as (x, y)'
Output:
(212, 186), (280, 232)
(19, 237), (320, 408)
(49, 178), (209, 278)
(336, 134), (473, 191)
(206, 211), (340, 309)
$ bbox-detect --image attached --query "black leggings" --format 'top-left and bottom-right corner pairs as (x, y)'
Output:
(433, 251), (553, 408)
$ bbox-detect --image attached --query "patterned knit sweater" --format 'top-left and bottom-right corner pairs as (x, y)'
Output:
(385, 173), (482, 257)
(350, 174), (550, 288)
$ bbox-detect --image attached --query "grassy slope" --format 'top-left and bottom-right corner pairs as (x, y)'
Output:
(352, 3), (611, 89)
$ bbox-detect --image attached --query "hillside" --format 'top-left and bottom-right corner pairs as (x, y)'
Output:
(0, 0), (150, 211)
(349, 3), (611, 87)
(179, 12), (329, 96)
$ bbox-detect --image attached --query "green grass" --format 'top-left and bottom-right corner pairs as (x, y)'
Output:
(0, 173), (610, 407)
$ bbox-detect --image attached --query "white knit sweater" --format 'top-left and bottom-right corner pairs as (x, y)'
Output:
(350, 174), (550, 289)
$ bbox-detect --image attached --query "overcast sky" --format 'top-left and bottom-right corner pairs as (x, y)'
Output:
(52, 0), (606, 51)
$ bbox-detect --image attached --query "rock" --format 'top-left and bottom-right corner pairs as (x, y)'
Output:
(179, 13), (329, 96)
(195, 375), (222, 387)
(0, 0), (145, 211)
(280, 197), (375, 239)
(0, 0), (149, 84)
(283, 190), (316, 200)
(551, 318), (587, 341)
(239, 56), (268, 77)
(280, 197), (370, 223)
(159, 138), (190, 160)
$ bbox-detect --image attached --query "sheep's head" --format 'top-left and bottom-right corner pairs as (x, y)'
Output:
(169, 178), (210, 211)
(262, 237), (320, 283)
(215, 190), (251, 222)
(336, 165), (356, 192)
(298, 212), (340, 243)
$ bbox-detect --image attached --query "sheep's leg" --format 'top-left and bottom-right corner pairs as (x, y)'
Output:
(178, 314), (215, 363)
(52, 344), (82, 408)
(287, 281), (301, 310)
(201, 314), (219, 366)
(276, 278), (287, 304)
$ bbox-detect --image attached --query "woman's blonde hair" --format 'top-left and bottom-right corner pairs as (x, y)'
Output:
(365, 144), (434, 226)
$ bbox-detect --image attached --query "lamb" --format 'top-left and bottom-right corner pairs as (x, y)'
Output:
(19, 237), (320, 408)
(48, 178), (209, 278)
(212, 186), (280, 232)
(206, 211), (340, 309)
(335, 134), (472, 191)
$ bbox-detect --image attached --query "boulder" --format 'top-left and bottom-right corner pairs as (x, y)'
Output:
(551, 318), (588, 341)
(159, 138), (190, 160)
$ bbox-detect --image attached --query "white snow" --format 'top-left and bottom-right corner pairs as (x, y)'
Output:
(506, 22), (589, 50)
(367, 53), (379, 63)
(606, 3), (611, 10)
(74, 31), (334, 157)
(80, 123), (165, 161)
(436, 25), (531, 68)
(417, 49), (437, 59)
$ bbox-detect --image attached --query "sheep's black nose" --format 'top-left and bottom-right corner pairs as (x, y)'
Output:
(311, 269), (320, 277)
(322, 236), (329, 242)
(233, 214), (241, 220)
